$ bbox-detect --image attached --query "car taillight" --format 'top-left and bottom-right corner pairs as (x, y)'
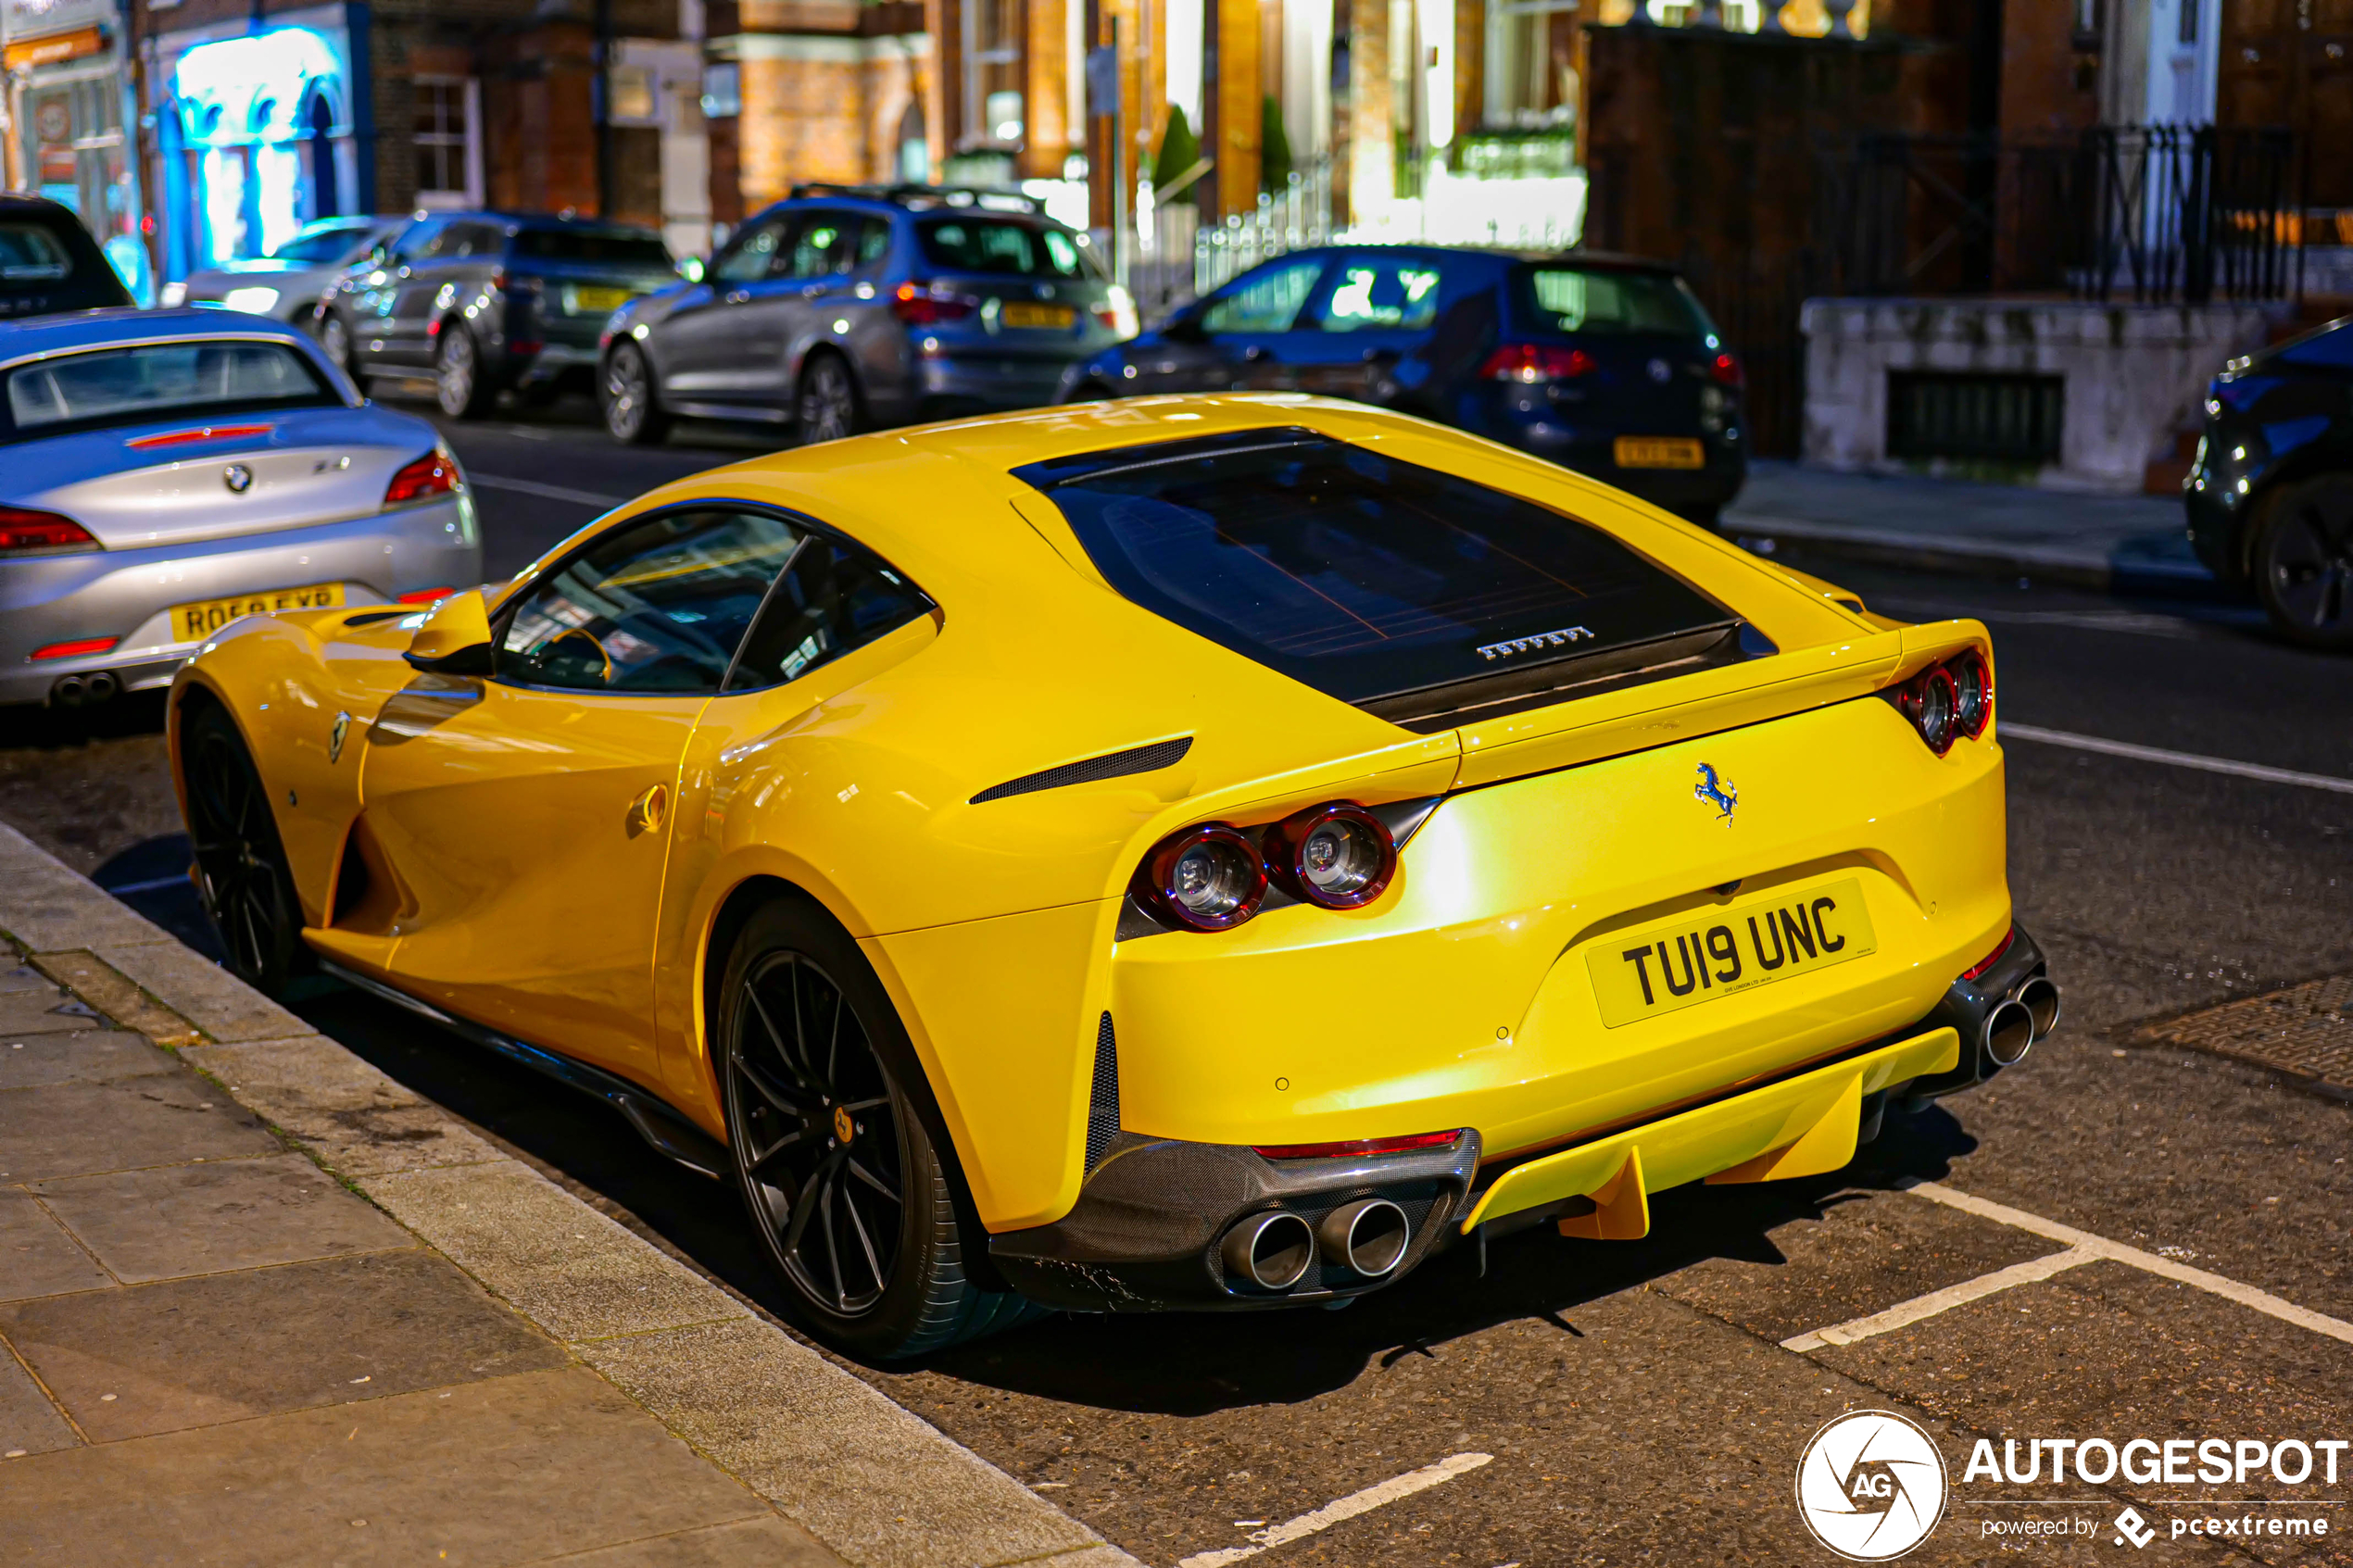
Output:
(1253, 1130), (1463, 1160)
(1961, 926), (2015, 982)
(1478, 344), (1596, 383)
(891, 281), (976, 325)
(1092, 286), (1140, 339)
(31, 636), (119, 661)
(0, 507), (98, 555)
(1710, 352), (1744, 389)
(384, 450), (460, 507)
(1949, 648), (1994, 738)
(1262, 802), (1397, 909)
(1133, 823), (1267, 932)
(399, 587), (457, 605)
(1892, 664), (1961, 756)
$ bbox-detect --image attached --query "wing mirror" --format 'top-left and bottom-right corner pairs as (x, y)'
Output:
(369, 241), (390, 267)
(404, 588), (495, 674)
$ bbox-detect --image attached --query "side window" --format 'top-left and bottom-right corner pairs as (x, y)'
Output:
(1305, 257), (1443, 332)
(854, 217), (892, 269)
(1201, 257), (1326, 334)
(779, 211), (855, 279)
(497, 509), (808, 693)
(725, 535), (930, 692)
(392, 220), (447, 263)
(713, 216), (790, 283)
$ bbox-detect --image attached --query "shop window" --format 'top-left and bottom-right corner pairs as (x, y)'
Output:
(962, 0), (1024, 148)
(414, 76), (482, 209)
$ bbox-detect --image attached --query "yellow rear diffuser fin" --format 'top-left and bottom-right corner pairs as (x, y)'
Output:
(1557, 1147), (1649, 1241)
(1705, 1069), (1864, 1185)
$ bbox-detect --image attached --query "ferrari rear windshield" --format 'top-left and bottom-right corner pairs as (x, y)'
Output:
(1013, 430), (1735, 714)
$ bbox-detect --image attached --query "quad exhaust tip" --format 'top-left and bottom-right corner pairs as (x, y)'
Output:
(2014, 975), (2061, 1042)
(1317, 1198), (1412, 1278)
(1982, 997), (2035, 1068)
(1222, 1210), (1315, 1291)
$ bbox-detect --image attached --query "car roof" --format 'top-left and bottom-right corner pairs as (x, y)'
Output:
(413, 210), (665, 237)
(1256, 244), (1677, 271)
(0, 307), (316, 364)
(0, 192), (85, 220)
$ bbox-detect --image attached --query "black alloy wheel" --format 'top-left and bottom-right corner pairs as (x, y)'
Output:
(796, 354), (862, 445)
(717, 897), (1040, 1359)
(602, 341), (671, 445)
(2254, 474), (2353, 651)
(435, 323), (495, 420)
(182, 702), (308, 997)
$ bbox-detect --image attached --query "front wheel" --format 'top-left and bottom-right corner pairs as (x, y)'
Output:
(717, 896), (1039, 1359)
(602, 341), (671, 445)
(182, 701), (309, 997)
(435, 323), (496, 420)
(796, 354), (863, 445)
(2252, 474), (2353, 651)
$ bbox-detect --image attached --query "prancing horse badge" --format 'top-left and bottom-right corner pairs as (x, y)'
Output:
(1694, 762), (1737, 822)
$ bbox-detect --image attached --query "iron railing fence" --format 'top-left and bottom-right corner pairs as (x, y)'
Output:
(1192, 157), (1337, 295)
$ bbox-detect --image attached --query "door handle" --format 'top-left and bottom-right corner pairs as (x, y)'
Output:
(1242, 345), (1269, 363)
(724, 289), (751, 305)
(626, 783), (670, 835)
(800, 284), (828, 300)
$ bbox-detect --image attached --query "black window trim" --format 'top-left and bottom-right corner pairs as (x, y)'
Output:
(486, 496), (937, 698)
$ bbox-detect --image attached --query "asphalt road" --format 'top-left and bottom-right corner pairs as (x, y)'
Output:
(5, 389), (2349, 1566)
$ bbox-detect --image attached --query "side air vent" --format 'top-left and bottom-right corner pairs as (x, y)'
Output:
(970, 736), (1192, 804)
(1085, 1011), (1120, 1172)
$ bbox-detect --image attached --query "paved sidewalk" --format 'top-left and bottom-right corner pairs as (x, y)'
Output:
(0, 822), (1138, 1568)
(1722, 460), (2215, 593)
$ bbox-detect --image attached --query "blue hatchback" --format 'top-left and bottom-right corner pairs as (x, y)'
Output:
(1056, 245), (1747, 526)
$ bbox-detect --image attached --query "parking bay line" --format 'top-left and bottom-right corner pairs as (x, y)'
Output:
(1779, 1181), (2353, 1355)
(2001, 723), (2353, 796)
(469, 474), (630, 508)
(1172, 1452), (1492, 1568)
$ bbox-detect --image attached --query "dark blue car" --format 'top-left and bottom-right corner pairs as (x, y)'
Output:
(1056, 245), (1747, 526)
(2186, 313), (2353, 650)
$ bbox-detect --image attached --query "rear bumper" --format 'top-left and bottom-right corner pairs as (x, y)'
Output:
(0, 497), (481, 706)
(917, 352), (1089, 412)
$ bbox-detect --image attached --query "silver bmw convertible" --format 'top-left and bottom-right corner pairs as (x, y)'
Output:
(0, 309), (482, 708)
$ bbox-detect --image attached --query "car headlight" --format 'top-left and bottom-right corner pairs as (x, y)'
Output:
(1134, 823), (1266, 932)
(222, 286), (281, 314)
(1263, 802), (1397, 909)
(159, 280), (187, 307)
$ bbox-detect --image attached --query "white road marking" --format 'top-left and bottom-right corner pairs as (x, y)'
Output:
(2001, 723), (2353, 796)
(469, 474), (628, 508)
(101, 874), (192, 896)
(1174, 1453), (1492, 1568)
(1780, 1181), (2353, 1357)
(1780, 1246), (2102, 1350)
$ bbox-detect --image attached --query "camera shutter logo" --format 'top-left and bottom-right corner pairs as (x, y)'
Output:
(1794, 1410), (1948, 1561)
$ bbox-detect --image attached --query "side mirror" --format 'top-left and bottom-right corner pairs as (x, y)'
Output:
(369, 242), (390, 266)
(404, 588), (495, 674)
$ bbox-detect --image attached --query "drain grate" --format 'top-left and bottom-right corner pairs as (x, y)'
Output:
(2135, 974), (2353, 1098)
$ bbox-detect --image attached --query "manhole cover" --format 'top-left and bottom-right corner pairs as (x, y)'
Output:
(2136, 974), (2353, 1098)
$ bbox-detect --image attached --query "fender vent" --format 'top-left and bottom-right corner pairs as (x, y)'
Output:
(971, 736), (1192, 804)
(1085, 1010), (1120, 1172)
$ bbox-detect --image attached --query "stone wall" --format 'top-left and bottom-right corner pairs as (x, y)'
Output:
(1801, 297), (2277, 493)
(734, 33), (929, 204)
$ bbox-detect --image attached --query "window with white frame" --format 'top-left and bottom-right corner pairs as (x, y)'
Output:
(962, 0), (1024, 147)
(1484, 0), (1579, 129)
(412, 76), (482, 208)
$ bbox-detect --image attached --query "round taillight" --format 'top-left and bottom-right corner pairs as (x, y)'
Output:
(1948, 649), (1993, 739)
(1135, 823), (1267, 932)
(1900, 665), (1960, 756)
(1264, 802), (1396, 909)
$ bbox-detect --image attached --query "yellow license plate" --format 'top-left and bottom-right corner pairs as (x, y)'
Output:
(170, 583), (345, 643)
(1586, 876), (1878, 1028)
(1002, 301), (1076, 330)
(1614, 436), (1705, 470)
(567, 284), (633, 315)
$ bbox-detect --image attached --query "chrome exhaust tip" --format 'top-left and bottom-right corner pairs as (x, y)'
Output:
(1316, 1198), (1411, 1278)
(1221, 1210), (1315, 1291)
(83, 671), (119, 703)
(48, 674), (86, 708)
(2013, 975), (2061, 1041)
(1982, 997), (2035, 1068)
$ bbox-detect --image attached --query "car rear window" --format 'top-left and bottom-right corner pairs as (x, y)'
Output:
(3, 341), (338, 440)
(1014, 430), (1739, 727)
(0, 215), (131, 317)
(915, 218), (1094, 279)
(266, 222), (377, 264)
(1517, 266), (1712, 337)
(510, 229), (674, 268)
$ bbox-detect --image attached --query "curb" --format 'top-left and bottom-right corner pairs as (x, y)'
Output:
(0, 821), (1141, 1568)
(1718, 512), (2220, 596)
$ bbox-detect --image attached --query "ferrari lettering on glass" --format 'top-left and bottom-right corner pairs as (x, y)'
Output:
(166, 395), (2051, 1361)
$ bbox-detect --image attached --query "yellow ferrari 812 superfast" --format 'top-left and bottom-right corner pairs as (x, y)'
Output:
(170, 395), (2057, 1358)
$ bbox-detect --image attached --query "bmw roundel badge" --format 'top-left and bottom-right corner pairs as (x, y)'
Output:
(222, 463), (255, 495)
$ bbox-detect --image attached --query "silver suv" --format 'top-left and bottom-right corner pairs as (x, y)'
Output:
(598, 186), (1134, 445)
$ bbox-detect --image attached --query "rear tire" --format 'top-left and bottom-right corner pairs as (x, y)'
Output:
(795, 353), (863, 445)
(602, 341), (671, 445)
(716, 895), (1043, 1360)
(182, 700), (309, 998)
(2252, 474), (2353, 651)
(435, 323), (496, 420)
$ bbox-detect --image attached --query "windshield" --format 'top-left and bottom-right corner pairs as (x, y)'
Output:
(510, 229), (674, 268)
(915, 218), (1095, 278)
(4, 341), (338, 439)
(266, 223), (377, 264)
(1014, 430), (1734, 720)
(1, 215), (131, 316)
(1517, 266), (1714, 337)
